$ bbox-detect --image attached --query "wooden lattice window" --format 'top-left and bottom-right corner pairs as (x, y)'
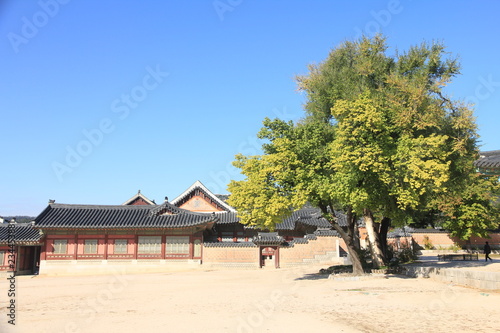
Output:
(84, 239), (98, 254)
(114, 239), (128, 254)
(193, 239), (202, 257)
(138, 236), (162, 254)
(166, 236), (189, 255)
(53, 239), (68, 254)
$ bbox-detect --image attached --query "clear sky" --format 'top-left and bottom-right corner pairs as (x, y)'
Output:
(1, 0), (499, 216)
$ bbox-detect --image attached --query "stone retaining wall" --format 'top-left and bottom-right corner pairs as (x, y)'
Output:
(280, 236), (342, 267)
(404, 266), (500, 290)
(202, 245), (259, 268)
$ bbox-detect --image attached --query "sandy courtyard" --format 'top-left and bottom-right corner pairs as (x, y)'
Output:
(1, 264), (499, 333)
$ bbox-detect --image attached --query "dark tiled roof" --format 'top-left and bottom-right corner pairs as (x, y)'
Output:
(215, 194), (230, 202)
(252, 232), (285, 246)
(214, 212), (240, 224)
(149, 201), (186, 215)
(0, 223), (42, 244)
(35, 203), (216, 229)
(314, 229), (340, 237)
(335, 211), (365, 227)
(275, 207), (360, 230)
(276, 208), (331, 230)
(304, 234), (318, 240)
(386, 227), (453, 237)
(480, 150), (500, 157)
(409, 228), (448, 234)
(290, 238), (309, 244)
(387, 226), (414, 238)
(475, 150), (500, 169)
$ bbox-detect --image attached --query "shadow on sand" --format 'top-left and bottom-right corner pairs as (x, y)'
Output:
(294, 272), (417, 281)
(407, 255), (495, 269)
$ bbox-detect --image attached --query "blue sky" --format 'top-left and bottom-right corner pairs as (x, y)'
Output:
(1, 0), (499, 216)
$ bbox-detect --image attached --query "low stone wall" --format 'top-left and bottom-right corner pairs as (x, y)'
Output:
(38, 259), (202, 276)
(411, 232), (500, 250)
(404, 266), (500, 290)
(280, 236), (342, 267)
(202, 244), (259, 269)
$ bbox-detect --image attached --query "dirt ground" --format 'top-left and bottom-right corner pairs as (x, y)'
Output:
(1, 263), (499, 333)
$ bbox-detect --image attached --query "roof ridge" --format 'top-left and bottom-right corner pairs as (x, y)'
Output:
(121, 190), (155, 205)
(49, 203), (157, 209)
(170, 180), (236, 212)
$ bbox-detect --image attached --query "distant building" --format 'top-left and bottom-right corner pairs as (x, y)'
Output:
(475, 150), (500, 176)
(0, 219), (42, 275)
(1, 181), (345, 275)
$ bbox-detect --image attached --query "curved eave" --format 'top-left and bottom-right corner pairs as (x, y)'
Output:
(0, 241), (43, 246)
(35, 221), (215, 231)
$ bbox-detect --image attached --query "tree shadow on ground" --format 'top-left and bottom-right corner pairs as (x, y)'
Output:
(408, 257), (495, 269)
(294, 272), (416, 281)
(294, 273), (330, 281)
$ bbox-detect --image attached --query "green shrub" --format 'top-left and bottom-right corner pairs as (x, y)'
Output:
(423, 235), (434, 250)
(448, 244), (462, 252)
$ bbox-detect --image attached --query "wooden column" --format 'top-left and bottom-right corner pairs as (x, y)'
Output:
(161, 235), (166, 259)
(189, 235), (194, 259)
(134, 234), (138, 260)
(40, 239), (47, 261)
(73, 234), (78, 260)
(275, 247), (280, 269)
(104, 232), (108, 260)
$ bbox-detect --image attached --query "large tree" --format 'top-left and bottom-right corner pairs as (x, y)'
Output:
(228, 35), (497, 273)
(228, 119), (366, 274)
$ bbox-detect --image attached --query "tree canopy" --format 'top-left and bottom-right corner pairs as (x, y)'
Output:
(228, 35), (499, 273)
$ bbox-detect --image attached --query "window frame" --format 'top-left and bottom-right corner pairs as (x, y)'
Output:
(193, 239), (202, 258)
(53, 239), (68, 254)
(113, 239), (128, 254)
(138, 236), (162, 254)
(166, 236), (190, 255)
(84, 239), (98, 254)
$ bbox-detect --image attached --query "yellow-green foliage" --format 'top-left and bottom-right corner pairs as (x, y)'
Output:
(228, 35), (495, 241)
(227, 144), (308, 230)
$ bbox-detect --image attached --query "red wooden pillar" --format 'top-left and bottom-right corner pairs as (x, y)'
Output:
(40, 238), (47, 261)
(161, 235), (166, 259)
(259, 247), (263, 268)
(73, 234), (78, 260)
(189, 235), (194, 259)
(275, 247), (280, 268)
(104, 233), (108, 260)
(134, 234), (138, 260)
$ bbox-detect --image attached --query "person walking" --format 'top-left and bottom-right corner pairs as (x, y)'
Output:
(484, 241), (492, 262)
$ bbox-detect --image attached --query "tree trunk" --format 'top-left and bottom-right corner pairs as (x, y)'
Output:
(379, 217), (391, 259)
(323, 206), (364, 275)
(345, 208), (363, 273)
(331, 222), (364, 275)
(344, 241), (364, 275)
(465, 239), (472, 253)
(363, 208), (385, 268)
(346, 209), (360, 250)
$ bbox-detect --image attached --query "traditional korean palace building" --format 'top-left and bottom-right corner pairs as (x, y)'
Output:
(3, 164), (497, 276)
(0, 181), (347, 276)
(0, 221), (42, 275)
